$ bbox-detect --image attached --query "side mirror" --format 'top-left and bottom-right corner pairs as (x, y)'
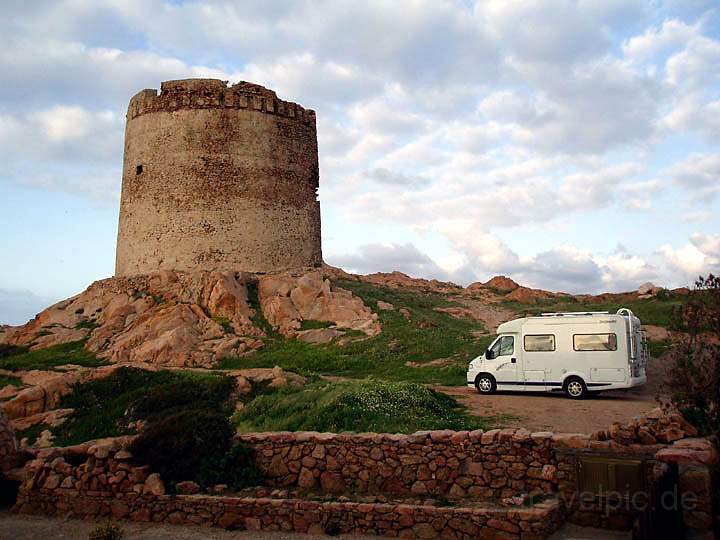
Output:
(485, 349), (495, 360)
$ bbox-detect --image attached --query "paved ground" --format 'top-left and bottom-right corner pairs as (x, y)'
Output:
(0, 511), (631, 540)
(438, 355), (668, 433)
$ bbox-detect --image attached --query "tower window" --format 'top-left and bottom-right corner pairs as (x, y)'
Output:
(136, 165), (143, 175)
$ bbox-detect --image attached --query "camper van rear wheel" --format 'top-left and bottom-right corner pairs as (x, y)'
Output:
(564, 376), (587, 399)
(475, 374), (496, 394)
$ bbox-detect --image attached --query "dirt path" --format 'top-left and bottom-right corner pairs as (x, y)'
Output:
(439, 384), (658, 433)
(438, 354), (670, 433)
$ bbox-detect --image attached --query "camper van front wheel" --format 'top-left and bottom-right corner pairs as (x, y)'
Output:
(475, 374), (497, 394)
(564, 376), (587, 399)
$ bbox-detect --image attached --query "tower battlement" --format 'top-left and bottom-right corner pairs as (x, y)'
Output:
(127, 79), (316, 126)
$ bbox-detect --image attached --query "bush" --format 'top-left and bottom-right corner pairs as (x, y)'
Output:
(663, 274), (720, 437)
(88, 521), (124, 540)
(196, 442), (262, 490)
(130, 409), (234, 486)
(129, 376), (234, 423)
(54, 367), (234, 446)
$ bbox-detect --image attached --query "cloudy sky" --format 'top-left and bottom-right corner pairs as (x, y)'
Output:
(1, 0), (719, 324)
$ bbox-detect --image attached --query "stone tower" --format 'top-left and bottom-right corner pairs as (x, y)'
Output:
(115, 79), (322, 276)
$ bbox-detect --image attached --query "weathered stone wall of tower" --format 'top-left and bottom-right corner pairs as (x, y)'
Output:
(115, 79), (322, 276)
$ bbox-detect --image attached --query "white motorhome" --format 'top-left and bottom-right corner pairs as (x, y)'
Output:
(467, 309), (648, 399)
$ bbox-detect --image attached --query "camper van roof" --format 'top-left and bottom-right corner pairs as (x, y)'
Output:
(495, 308), (637, 334)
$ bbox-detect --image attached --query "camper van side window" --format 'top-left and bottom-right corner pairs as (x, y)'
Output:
(524, 334), (555, 352)
(573, 333), (618, 352)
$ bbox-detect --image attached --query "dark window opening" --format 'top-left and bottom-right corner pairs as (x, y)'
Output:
(136, 165), (143, 175)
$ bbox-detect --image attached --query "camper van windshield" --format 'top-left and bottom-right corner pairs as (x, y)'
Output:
(490, 336), (514, 357)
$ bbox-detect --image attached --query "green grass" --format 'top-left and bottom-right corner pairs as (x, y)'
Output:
(212, 316), (235, 334)
(0, 340), (106, 371)
(74, 319), (100, 330)
(501, 293), (687, 328)
(0, 344), (28, 358)
(0, 374), (22, 388)
(234, 379), (491, 434)
(53, 367), (234, 446)
(299, 319), (335, 330)
(219, 279), (487, 385)
(647, 339), (673, 358)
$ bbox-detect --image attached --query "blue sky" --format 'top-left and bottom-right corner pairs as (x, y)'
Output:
(1, 0), (719, 325)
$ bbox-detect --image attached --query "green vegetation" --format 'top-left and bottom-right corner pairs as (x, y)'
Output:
(53, 367), (234, 446)
(0, 374), (22, 388)
(220, 280), (487, 386)
(246, 280), (273, 334)
(501, 292), (688, 328)
(130, 409), (260, 490)
(212, 316), (235, 334)
(298, 319), (334, 330)
(75, 319), (100, 330)
(234, 379), (491, 434)
(15, 423), (48, 446)
(0, 344), (28, 358)
(0, 340), (106, 371)
(88, 520), (125, 540)
(647, 339), (672, 358)
(664, 275), (720, 437)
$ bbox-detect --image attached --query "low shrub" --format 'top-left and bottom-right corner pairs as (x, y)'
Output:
(196, 441), (262, 490)
(130, 375), (234, 423)
(88, 520), (124, 540)
(0, 344), (27, 358)
(663, 274), (720, 437)
(54, 367), (234, 446)
(130, 409), (233, 485)
(130, 409), (260, 490)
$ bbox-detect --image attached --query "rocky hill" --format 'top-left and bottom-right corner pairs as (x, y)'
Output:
(0, 265), (688, 449)
(1, 268), (379, 369)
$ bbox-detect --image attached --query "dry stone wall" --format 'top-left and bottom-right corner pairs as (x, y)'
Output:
(116, 79), (322, 276)
(15, 439), (563, 539)
(11, 424), (718, 538)
(240, 429), (559, 500)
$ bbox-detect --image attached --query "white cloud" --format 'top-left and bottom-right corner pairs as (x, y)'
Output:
(666, 153), (720, 203)
(665, 34), (720, 89)
(623, 19), (699, 62)
(659, 233), (720, 283)
(0, 0), (718, 297)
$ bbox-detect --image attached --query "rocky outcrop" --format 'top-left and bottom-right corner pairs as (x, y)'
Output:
(1, 371), (78, 421)
(482, 276), (520, 291)
(0, 409), (18, 472)
(259, 270), (380, 338)
(0, 269), (378, 368)
(638, 282), (665, 298)
(365, 272), (462, 294)
(504, 286), (554, 303)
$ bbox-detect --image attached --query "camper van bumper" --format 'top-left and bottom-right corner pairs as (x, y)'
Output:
(628, 374), (647, 387)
